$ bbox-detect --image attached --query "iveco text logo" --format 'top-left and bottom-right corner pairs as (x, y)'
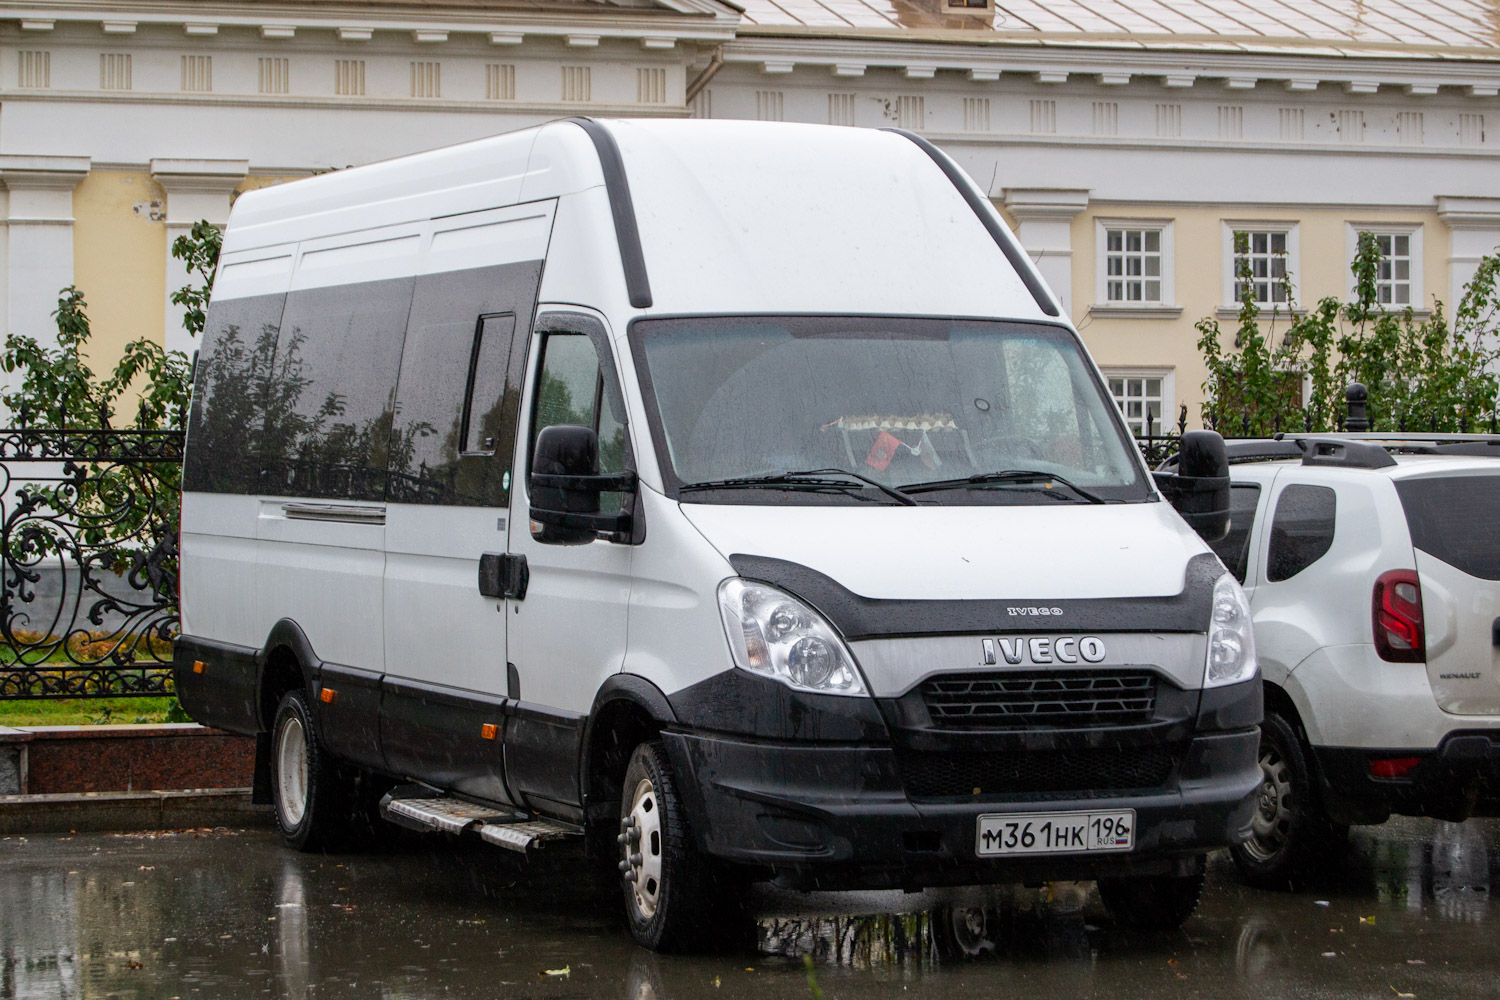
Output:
(1007, 606), (1064, 616)
(982, 636), (1107, 666)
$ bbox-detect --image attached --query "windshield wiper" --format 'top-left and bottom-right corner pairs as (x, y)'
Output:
(678, 469), (917, 506)
(902, 469), (1106, 504)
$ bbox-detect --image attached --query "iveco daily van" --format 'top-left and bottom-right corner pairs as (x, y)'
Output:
(174, 118), (1262, 951)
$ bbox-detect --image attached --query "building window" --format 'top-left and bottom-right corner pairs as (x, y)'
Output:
(18, 51), (49, 88)
(486, 64), (515, 101)
(411, 61), (440, 98)
(1348, 224), (1422, 308)
(1104, 370), (1174, 437)
(258, 57), (289, 94)
(829, 93), (856, 126)
(335, 59), (365, 96)
(1095, 220), (1173, 307)
(561, 66), (591, 102)
(755, 90), (783, 121)
(962, 97), (990, 132)
(181, 55), (212, 92)
(100, 53), (132, 90)
(1225, 224), (1298, 307)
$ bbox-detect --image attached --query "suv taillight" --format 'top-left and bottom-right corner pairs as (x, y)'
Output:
(1373, 569), (1424, 663)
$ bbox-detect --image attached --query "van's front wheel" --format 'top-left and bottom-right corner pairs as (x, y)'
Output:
(619, 741), (718, 952)
(271, 689), (341, 852)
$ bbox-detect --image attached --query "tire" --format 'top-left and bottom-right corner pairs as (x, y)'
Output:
(1230, 711), (1349, 889)
(1098, 865), (1206, 932)
(270, 688), (344, 852)
(618, 741), (722, 952)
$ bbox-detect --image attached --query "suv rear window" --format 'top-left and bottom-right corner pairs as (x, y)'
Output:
(1267, 485), (1336, 582)
(1395, 476), (1500, 581)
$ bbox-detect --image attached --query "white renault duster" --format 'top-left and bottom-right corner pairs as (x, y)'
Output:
(1203, 434), (1500, 886)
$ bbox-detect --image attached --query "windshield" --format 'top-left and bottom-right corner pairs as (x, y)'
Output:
(631, 316), (1151, 504)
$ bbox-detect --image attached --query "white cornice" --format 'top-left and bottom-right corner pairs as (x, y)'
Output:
(721, 36), (1500, 93)
(0, 2), (741, 44)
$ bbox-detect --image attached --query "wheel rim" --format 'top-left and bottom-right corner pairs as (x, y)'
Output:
(623, 776), (664, 919)
(276, 714), (309, 828)
(1245, 735), (1295, 862)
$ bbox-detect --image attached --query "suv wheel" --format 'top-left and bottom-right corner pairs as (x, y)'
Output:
(1098, 864), (1206, 931)
(1230, 711), (1347, 888)
(618, 741), (721, 952)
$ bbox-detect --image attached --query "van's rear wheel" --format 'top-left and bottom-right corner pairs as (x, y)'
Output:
(1098, 864), (1206, 931)
(618, 741), (718, 952)
(271, 689), (341, 852)
(1230, 711), (1348, 888)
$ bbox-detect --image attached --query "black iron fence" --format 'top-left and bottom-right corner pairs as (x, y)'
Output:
(0, 427), (181, 699)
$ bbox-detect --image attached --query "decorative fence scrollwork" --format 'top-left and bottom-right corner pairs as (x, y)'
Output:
(0, 428), (183, 699)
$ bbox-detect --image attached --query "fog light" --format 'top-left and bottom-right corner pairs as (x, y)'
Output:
(1369, 757), (1422, 779)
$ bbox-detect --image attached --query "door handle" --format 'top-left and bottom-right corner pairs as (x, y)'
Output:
(479, 553), (529, 600)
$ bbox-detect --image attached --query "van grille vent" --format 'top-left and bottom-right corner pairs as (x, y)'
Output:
(897, 745), (1174, 799)
(920, 670), (1156, 729)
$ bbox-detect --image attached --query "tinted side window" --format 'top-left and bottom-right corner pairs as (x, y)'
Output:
(388, 262), (541, 507)
(1266, 484), (1336, 582)
(183, 293), (288, 494)
(1210, 483), (1262, 583)
(1396, 476), (1500, 581)
(529, 330), (630, 515)
(258, 277), (413, 502)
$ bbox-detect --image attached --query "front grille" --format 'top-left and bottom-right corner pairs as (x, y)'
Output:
(921, 670), (1156, 730)
(897, 745), (1175, 799)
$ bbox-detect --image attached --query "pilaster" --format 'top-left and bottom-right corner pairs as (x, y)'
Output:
(151, 159), (249, 355)
(1001, 189), (1091, 318)
(1437, 196), (1500, 312)
(0, 156), (91, 348)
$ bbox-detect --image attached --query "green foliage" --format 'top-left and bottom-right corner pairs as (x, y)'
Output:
(1198, 232), (1500, 434)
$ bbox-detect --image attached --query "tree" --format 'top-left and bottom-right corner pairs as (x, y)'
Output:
(1197, 232), (1500, 435)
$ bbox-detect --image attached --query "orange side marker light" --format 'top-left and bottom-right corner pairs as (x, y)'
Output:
(192, 660), (206, 674)
(481, 723), (498, 740)
(320, 688), (337, 704)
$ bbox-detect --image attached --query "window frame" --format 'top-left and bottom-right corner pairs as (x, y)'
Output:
(1345, 222), (1423, 311)
(1095, 218), (1175, 310)
(1221, 221), (1300, 311)
(522, 312), (632, 483)
(1265, 483), (1337, 583)
(1102, 366), (1176, 438)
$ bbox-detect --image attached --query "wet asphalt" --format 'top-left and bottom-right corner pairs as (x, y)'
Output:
(1, 816), (1497, 1000)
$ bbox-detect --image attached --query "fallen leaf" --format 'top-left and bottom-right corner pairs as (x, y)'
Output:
(1323, 952), (1337, 958)
(1391, 989), (1415, 998)
(1407, 960), (1426, 966)
(541, 965), (570, 978)
(1361, 916), (1376, 925)
(1315, 900), (1331, 907)
(714, 976), (721, 988)
(126, 960), (143, 971)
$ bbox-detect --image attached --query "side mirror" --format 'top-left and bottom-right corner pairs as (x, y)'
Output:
(529, 424), (636, 545)
(1153, 430), (1230, 543)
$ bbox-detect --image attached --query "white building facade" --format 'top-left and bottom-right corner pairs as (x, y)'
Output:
(2, 0), (1498, 424)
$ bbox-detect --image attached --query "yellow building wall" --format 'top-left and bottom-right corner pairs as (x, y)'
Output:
(71, 170), (167, 374)
(1074, 205), (1449, 430)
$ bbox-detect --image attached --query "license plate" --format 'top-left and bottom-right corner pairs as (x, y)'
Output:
(976, 809), (1136, 856)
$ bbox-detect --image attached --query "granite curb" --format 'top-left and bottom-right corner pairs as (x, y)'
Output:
(0, 787), (272, 834)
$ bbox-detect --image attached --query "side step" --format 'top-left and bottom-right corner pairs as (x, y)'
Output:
(379, 786), (582, 854)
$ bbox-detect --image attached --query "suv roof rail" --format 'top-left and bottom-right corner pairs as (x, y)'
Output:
(1289, 436), (1397, 469)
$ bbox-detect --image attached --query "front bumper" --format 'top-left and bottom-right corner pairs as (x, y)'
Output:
(1316, 732), (1500, 825)
(662, 727), (1261, 889)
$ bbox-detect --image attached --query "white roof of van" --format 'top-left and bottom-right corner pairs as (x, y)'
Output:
(223, 119), (1053, 323)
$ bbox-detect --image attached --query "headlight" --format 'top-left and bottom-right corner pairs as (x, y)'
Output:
(717, 578), (868, 696)
(1205, 573), (1258, 688)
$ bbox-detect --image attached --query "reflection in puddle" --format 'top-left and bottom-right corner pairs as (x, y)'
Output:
(755, 884), (1095, 968)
